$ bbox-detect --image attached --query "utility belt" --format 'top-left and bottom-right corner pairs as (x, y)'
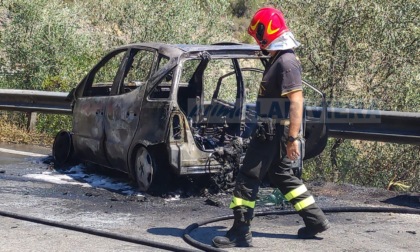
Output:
(255, 117), (290, 141)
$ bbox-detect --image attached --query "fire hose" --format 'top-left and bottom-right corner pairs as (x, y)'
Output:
(1, 206), (419, 252)
(182, 207), (420, 252)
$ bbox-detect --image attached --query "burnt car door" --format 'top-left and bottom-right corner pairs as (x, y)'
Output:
(72, 49), (128, 166)
(131, 55), (177, 144)
(103, 48), (156, 170)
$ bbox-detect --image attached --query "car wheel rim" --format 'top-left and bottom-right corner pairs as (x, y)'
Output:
(135, 147), (154, 191)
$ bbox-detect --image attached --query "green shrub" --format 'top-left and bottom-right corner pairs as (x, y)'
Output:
(304, 140), (420, 192)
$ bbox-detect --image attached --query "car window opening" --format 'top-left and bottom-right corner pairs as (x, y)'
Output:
(176, 58), (264, 153)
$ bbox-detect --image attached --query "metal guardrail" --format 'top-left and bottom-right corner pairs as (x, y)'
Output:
(0, 89), (72, 115)
(0, 89), (419, 145)
(307, 106), (420, 145)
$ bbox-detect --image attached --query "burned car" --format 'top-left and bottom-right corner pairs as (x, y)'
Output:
(53, 43), (326, 191)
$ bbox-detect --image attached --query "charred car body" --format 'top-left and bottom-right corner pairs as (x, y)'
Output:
(53, 43), (327, 191)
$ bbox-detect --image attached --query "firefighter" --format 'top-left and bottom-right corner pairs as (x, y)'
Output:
(212, 7), (330, 248)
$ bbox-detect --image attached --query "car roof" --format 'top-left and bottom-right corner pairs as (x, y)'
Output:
(114, 42), (261, 57)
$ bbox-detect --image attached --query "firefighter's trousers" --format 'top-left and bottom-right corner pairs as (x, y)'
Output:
(230, 124), (327, 227)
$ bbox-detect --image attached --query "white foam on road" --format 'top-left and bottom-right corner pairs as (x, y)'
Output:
(0, 147), (48, 157)
(0, 146), (147, 196)
(0, 146), (171, 197)
(23, 164), (139, 196)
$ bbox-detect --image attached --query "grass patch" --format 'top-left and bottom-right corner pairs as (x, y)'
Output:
(0, 119), (53, 147)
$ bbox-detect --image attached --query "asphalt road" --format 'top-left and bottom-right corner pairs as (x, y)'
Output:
(0, 143), (419, 252)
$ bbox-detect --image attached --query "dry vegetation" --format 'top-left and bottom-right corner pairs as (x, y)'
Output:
(0, 114), (53, 146)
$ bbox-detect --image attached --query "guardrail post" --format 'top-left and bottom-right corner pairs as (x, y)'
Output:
(26, 112), (37, 132)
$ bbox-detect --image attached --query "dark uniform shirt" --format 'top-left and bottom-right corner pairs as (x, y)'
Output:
(259, 49), (303, 98)
(256, 49), (303, 118)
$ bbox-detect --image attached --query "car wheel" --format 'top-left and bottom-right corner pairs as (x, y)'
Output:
(52, 130), (74, 166)
(134, 147), (156, 192)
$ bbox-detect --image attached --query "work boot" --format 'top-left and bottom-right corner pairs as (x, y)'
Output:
(212, 222), (252, 248)
(296, 201), (330, 239)
(212, 207), (253, 248)
(297, 219), (331, 239)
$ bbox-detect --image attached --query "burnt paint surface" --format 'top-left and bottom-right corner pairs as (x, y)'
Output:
(72, 96), (109, 166)
(104, 85), (147, 171)
(134, 100), (171, 145)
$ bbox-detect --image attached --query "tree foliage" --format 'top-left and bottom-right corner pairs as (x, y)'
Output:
(0, 0), (231, 90)
(278, 0), (419, 111)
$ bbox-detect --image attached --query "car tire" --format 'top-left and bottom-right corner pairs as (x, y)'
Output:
(134, 146), (157, 192)
(52, 130), (74, 167)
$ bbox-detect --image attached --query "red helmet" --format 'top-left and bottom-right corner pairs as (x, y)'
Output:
(248, 7), (299, 50)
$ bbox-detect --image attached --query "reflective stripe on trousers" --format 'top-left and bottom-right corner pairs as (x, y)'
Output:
(229, 185), (315, 211)
(284, 184), (315, 211)
(230, 196), (256, 209)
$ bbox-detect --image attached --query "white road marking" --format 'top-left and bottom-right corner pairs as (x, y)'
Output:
(0, 147), (48, 157)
